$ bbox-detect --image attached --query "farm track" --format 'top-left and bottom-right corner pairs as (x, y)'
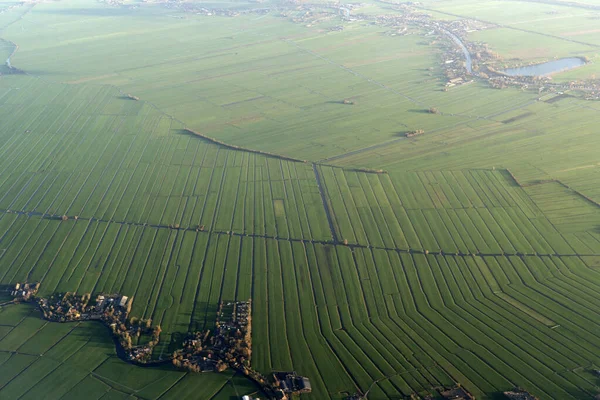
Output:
(0, 207), (598, 258)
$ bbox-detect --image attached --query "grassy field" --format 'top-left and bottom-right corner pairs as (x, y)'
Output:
(0, 0), (600, 399)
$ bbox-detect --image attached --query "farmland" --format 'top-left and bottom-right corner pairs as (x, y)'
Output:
(0, 0), (600, 399)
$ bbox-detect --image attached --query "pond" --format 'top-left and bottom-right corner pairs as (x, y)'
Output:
(501, 57), (586, 77)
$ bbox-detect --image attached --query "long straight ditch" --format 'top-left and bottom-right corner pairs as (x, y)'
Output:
(2, 208), (598, 259)
(311, 163), (339, 243)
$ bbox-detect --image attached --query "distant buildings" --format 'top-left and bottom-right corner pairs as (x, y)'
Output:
(503, 388), (539, 400)
(273, 371), (312, 394)
(10, 282), (40, 301)
(441, 386), (475, 400)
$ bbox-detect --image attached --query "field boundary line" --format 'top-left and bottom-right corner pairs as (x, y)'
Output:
(312, 164), (339, 243)
(3, 207), (600, 258)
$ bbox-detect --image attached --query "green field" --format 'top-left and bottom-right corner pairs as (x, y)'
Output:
(1, 0), (600, 399)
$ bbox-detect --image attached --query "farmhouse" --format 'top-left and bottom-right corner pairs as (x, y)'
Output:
(503, 388), (538, 399)
(273, 371), (312, 394)
(441, 385), (475, 399)
(10, 282), (40, 301)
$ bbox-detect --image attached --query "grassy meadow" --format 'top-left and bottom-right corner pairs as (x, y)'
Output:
(0, 0), (600, 399)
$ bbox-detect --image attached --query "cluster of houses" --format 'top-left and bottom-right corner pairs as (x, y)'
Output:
(440, 386), (475, 399)
(7, 282), (161, 364)
(173, 300), (311, 399)
(238, 371), (312, 400)
(272, 371), (312, 394)
(38, 292), (132, 322)
(339, 2), (600, 99)
(417, 385), (535, 400)
(503, 388), (539, 400)
(174, 300), (253, 373)
(37, 292), (160, 363)
(10, 282), (40, 301)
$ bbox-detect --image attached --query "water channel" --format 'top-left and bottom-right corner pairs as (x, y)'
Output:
(501, 57), (586, 77)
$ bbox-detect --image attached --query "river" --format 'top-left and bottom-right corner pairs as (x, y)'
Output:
(501, 57), (586, 77)
(441, 29), (473, 74)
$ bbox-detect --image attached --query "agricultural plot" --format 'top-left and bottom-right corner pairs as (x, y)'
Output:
(317, 166), (587, 256)
(524, 181), (600, 233)
(251, 240), (600, 399)
(420, 0), (600, 46)
(0, 77), (331, 242)
(332, 94), (600, 208)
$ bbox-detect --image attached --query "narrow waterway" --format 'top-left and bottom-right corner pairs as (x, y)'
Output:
(441, 29), (473, 74)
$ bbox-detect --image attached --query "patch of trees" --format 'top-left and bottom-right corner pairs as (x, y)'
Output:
(405, 129), (425, 137)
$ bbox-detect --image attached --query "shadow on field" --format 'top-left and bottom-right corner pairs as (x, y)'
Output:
(408, 108), (430, 114)
(176, 128), (219, 145)
(168, 331), (187, 354)
(0, 284), (14, 293)
(324, 100), (354, 105)
(565, 386), (595, 400)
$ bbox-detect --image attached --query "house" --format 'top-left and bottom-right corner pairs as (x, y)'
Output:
(96, 295), (105, 309)
(503, 388), (538, 400)
(297, 376), (311, 393)
(441, 386), (475, 399)
(273, 372), (312, 394)
(119, 296), (128, 308)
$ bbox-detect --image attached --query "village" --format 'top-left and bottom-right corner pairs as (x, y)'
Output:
(173, 300), (312, 399)
(173, 300), (253, 373)
(133, 0), (600, 101)
(4, 283), (312, 400)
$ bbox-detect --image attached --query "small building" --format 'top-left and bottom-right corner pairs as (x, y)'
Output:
(119, 296), (128, 308)
(273, 372), (312, 394)
(503, 388), (538, 400)
(441, 386), (475, 399)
